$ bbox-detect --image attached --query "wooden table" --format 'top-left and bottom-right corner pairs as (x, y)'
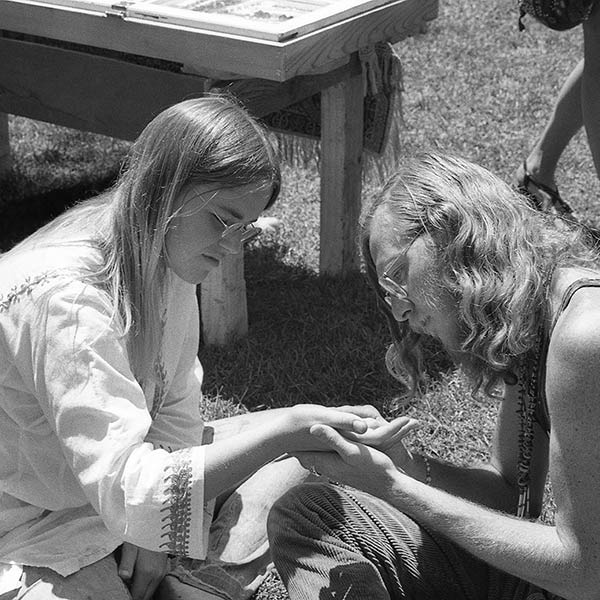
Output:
(0, 0), (438, 345)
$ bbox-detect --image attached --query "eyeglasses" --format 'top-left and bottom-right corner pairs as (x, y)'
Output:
(378, 238), (418, 307)
(213, 213), (262, 244)
(379, 255), (410, 307)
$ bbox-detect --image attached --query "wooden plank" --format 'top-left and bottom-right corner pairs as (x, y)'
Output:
(0, 37), (356, 135)
(0, 0), (289, 80)
(268, 0), (413, 41)
(0, 38), (216, 140)
(22, 0), (405, 42)
(25, 0), (116, 9)
(224, 56), (360, 116)
(198, 252), (247, 346)
(319, 69), (364, 274)
(0, 0), (438, 80)
(0, 114), (10, 179)
(280, 0), (438, 79)
(126, 0), (400, 42)
(125, 4), (301, 42)
(23, 0), (116, 13)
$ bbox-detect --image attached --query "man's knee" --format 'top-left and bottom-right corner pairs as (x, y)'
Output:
(267, 482), (334, 542)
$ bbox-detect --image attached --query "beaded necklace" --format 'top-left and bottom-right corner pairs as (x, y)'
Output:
(515, 268), (553, 519)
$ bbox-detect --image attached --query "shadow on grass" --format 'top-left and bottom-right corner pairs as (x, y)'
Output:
(199, 242), (453, 413)
(0, 168), (120, 250)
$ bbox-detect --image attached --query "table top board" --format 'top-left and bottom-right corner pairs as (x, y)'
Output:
(2, 0), (438, 80)
(22, 0), (395, 40)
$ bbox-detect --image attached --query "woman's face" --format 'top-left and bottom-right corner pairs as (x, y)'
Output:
(369, 208), (463, 353)
(165, 182), (272, 284)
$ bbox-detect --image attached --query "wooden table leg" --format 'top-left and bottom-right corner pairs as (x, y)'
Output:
(0, 113), (10, 179)
(319, 70), (364, 275)
(197, 71), (365, 346)
(198, 251), (248, 346)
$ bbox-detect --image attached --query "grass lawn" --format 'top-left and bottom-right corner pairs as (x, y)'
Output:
(1, 0), (599, 597)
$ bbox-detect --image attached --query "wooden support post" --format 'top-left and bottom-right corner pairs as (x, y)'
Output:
(198, 251), (248, 346)
(319, 70), (364, 275)
(0, 113), (10, 179)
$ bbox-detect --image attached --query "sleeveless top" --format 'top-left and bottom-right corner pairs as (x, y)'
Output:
(535, 277), (600, 434)
(516, 277), (600, 519)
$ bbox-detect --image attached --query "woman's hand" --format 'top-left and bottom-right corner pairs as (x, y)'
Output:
(293, 415), (420, 494)
(345, 415), (419, 448)
(282, 404), (369, 452)
(118, 543), (169, 600)
(327, 406), (419, 470)
(293, 428), (400, 497)
(283, 404), (418, 468)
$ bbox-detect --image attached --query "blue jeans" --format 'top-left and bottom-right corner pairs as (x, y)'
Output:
(267, 482), (564, 600)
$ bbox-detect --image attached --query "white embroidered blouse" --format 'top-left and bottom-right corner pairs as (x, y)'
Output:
(0, 240), (211, 579)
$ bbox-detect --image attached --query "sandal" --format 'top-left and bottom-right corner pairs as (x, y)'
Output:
(516, 160), (574, 215)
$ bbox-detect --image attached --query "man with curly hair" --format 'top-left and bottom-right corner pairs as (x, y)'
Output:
(268, 153), (600, 600)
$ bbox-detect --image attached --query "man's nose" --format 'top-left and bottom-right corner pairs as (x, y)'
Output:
(390, 297), (413, 322)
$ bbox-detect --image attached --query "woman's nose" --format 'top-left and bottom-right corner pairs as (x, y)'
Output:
(218, 233), (244, 255)
(389, 297), (413, 322)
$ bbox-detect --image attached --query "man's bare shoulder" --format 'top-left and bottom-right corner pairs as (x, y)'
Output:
(545, 282), (600, 572)
(546, 281), (600, 423)
(550, 283), (600, 361)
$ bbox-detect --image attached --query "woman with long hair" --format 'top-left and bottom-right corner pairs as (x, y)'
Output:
(0, 95), (393, 600)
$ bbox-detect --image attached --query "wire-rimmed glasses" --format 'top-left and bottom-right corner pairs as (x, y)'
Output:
(213, 213), (262, 244)
(379, 255), (410, 307)
(378, 237), (420, 308)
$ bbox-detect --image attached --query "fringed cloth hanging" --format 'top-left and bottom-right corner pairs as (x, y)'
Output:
(262, 42), (404, 183)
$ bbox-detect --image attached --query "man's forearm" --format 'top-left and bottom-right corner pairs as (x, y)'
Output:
(383, 472), (593, 600)
(402, 454), (518, 514)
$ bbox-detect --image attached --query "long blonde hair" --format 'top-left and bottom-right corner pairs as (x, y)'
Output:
(13, 95), (280, 388)
(360, 153), (597, 393)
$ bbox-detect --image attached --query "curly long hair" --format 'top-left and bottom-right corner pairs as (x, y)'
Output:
(360, 153), (597, 394)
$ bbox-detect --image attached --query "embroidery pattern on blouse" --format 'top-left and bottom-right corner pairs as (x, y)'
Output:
(150, 308), (168, 420)
(0, 273), (54, 312)
(159, 447), (193, 556)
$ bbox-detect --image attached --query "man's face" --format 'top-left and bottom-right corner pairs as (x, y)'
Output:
(369, 209), (464, 354)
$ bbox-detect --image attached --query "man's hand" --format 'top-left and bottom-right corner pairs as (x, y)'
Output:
(344, 415), (419, 449)
(293, 432), (400, 498)
(323, 406), (420, 469)
(118, 543), (169, 600)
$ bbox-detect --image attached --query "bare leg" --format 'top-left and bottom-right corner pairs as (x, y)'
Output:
(520, 2), (600, 190)
(582, 3), (600, 179)
(522, 59), (584, 188)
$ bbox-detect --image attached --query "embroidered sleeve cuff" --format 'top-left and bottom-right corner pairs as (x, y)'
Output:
(159, 446), (207, 558)
(121, 445), (208, 559)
